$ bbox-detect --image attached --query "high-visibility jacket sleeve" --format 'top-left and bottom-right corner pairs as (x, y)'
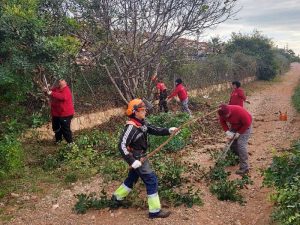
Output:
(118, 125), (137, 165)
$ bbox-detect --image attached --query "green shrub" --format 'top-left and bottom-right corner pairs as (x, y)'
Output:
(210, 180), (243, 203)
(0, 135), (23, 178)
(208, 165), (229, 181)
(30, 112), (48, 128)
(73, 190), (111, 214)
(148, 113), (191, 152)
(42, 155), (60, 171)
(153, 155), (185, 188)
(271, 177), (300, 225)
(64, 173), (78, 183)
(263, 144), (300, 225)
(264, 148), (300, 188)
(208, 150), (252, 203)
(76, 130), (120, 156)
(100, 158), (127, 181)
(292, 84), (300, 112)
(225, 31), (278, 80)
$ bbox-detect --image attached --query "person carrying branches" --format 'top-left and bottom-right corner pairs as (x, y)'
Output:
(43, 78), (74, 144)
(111, 98), (179, 219)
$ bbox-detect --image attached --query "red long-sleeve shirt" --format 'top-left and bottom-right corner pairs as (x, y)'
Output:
(156, 82), (167, 92)
(168, 84), (188, 101)
(229, 87), (246, 107)
(50, 86), (74, 117)
(219, 105), (252, 134)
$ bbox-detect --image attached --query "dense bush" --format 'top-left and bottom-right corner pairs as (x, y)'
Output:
(0, 0), (81, 177)
(147, 112), (191, 152)
(273, 49), (290, 74)
(0, 135), (23, 178)
(292, 84), (300, 112)
(264, 145), (300, 225)
(225, 31), (278, 80)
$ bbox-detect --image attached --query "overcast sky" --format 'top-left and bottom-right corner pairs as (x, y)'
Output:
(202, 0), (300, 55)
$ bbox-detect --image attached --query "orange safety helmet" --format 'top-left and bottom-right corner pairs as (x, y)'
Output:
(125, 98), (146, 116)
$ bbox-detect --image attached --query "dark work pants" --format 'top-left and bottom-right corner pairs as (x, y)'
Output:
(52, 115), (73, 143)
(159, 90), (168, 113)
(124, 169), (158, 195)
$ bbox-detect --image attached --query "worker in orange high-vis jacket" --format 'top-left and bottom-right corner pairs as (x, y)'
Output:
(167, 78), (192, 116)
(229, 81), (250, 107)
(111, 98), (179, 219)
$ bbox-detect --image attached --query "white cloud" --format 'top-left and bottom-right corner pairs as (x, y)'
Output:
(203, 0), (300, 55)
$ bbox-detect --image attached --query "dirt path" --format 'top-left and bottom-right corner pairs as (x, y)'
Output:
(7, 63), (300, 225)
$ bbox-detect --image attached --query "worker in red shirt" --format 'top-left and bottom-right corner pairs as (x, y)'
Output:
(44, 79), (74, 144)
(229, 81), (250, 107)
(152, 75), (168, 113)
(218, 104), (252, 175)
(167, 78), (192, 116)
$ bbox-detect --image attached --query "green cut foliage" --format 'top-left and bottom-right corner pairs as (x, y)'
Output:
(73, 190), (112, 214)
(210, 180), (243, 203)
(264, 142), (300, 225)
(147, 112), (191, 152)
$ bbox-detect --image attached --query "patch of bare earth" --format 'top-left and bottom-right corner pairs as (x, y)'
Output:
(6, 63), (300, 225)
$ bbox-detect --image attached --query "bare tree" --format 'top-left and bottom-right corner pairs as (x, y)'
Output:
(73, 0), (238, 103)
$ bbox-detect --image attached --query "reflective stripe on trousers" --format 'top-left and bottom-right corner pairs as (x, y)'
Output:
(148, 192), (161, 213)
(113, 183), (132, 200)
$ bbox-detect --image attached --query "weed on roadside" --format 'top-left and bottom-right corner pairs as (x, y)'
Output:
(208, 153), (253, 204)
(210, 180), (244, 203)
(73, 190), (111, 214)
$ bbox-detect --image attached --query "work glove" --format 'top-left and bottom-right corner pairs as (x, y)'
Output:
(225, 130), (235, 139)
(131, 160), (142, 169)
(234, 133), (240, 139)
(169, 127), (179, 135)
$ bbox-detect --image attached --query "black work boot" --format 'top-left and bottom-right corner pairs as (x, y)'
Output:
(149, 210), (171, 219)
(110, 195), (122, 209)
